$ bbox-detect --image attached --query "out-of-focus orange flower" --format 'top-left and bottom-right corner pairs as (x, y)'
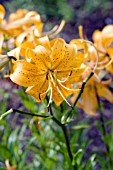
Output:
(0, 5), (43, 53)
(5, 160), (17, 170)
(0, 4), (65, 54)
(92, 25), (113, 73)
(71, 72), (113, 115)
(0, 4), (5, 24)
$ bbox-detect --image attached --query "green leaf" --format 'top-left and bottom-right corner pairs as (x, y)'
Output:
(72, 149), (83, 166)
(71, 124), (89, 130)
(0, 167), (6, 170)
(61, 110), (72, 124)
(8, 127), (19, 154)
(85, 154), (96, 170)
(0, 144), (11, 161)
(18, 137), (36, 170)
(38, 115), (53, 121)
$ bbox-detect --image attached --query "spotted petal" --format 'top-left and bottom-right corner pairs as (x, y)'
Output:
(56, 43), (77, 71)
(10, 60), (44, 87)
(51, 39), (65, 69)
(26, 79), (49, 102)
(26, 45), (51, 70)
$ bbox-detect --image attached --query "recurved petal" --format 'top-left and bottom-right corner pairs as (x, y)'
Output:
(106, 61), (113, 74)
(16, 32), (28, 46)
(7, 47), (21, 60)
(0, 33), (3, 54)
(0, 4), (5, 23)
(51, 38), (65, 69)
(66, 67), (87, 84)
(81, 85), (98, 115)
(10, 60), (44, 87)
(102, 25), (113, 39)
(57, 67), (86, 82)
(26, 79), (49, 102)
(108, 47), (113, 58)
(35, 36), (51, 51)
(92, 30), (101, 43)
(20, 41), (35, 57)
(56, 43), (77, 71)
(96, 84), (113, 103)
(26, 45), (51, 69)
(52, 82), (73, 106)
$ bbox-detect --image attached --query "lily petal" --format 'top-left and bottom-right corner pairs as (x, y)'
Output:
(56, 43), (77, 71)
(52, 82), (73, 106)
(51, 39), (65, 69)
(26, 79), (49, 102)
(80, 85), (98, 115)
(26, 45), (51, 70)
(0, 4), (5, 23)
(96, 84), (113, 103)
(10, 60), (44, 87)
(35, 36), (51, 50)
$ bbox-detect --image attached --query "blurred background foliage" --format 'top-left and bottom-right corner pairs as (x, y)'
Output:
(2, 0), (113, 21)
(1, 0), (113, 40)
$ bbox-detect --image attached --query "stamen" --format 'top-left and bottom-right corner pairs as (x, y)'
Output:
(97, 58), (109, 65)
(57, 80), (79, 92)
(96, 59), (112, 70)
(8, 56), (17, 61)
(57, 70), (73, 83)
(46, 72), (49, 80)
(56, 86), (73, 108)
(49, 20), (65, 38)
(39, 93), (41, 100)
(42, 25), (58, 36)
(101, 78), (112, 85)
(69, 70), (72, 76)
(49, 72), (56, 86)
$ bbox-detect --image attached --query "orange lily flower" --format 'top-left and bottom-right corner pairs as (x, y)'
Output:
(10, 38), (87, 106)
(92, 25), (113, 73)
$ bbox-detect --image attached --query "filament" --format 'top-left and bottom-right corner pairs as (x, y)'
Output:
(57, 79), (79, 92)
(56, 86), (73, 108)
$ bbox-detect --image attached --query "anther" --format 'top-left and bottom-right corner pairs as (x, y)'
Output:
(8, 56), (17, 61)
(46, 72), (49, 80)
(69, 70), (72, 76)
(39, 93), (41, 100)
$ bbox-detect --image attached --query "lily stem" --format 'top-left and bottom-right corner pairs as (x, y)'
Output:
(73, 71), (94, 107)
(13, 109), (51, 118)
(48, 102), (77, 170)
(95, 87), (112, 170)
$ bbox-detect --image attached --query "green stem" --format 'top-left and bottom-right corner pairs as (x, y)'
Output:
(13, 109), (52, 118)
(95, 86), (112, 169)
(62, 124), (73, 161)
(48, 103), (77, 170)
(0, 109), (13, 120)
(73, 72), (94, 107)
(14, 105), (76, 169)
